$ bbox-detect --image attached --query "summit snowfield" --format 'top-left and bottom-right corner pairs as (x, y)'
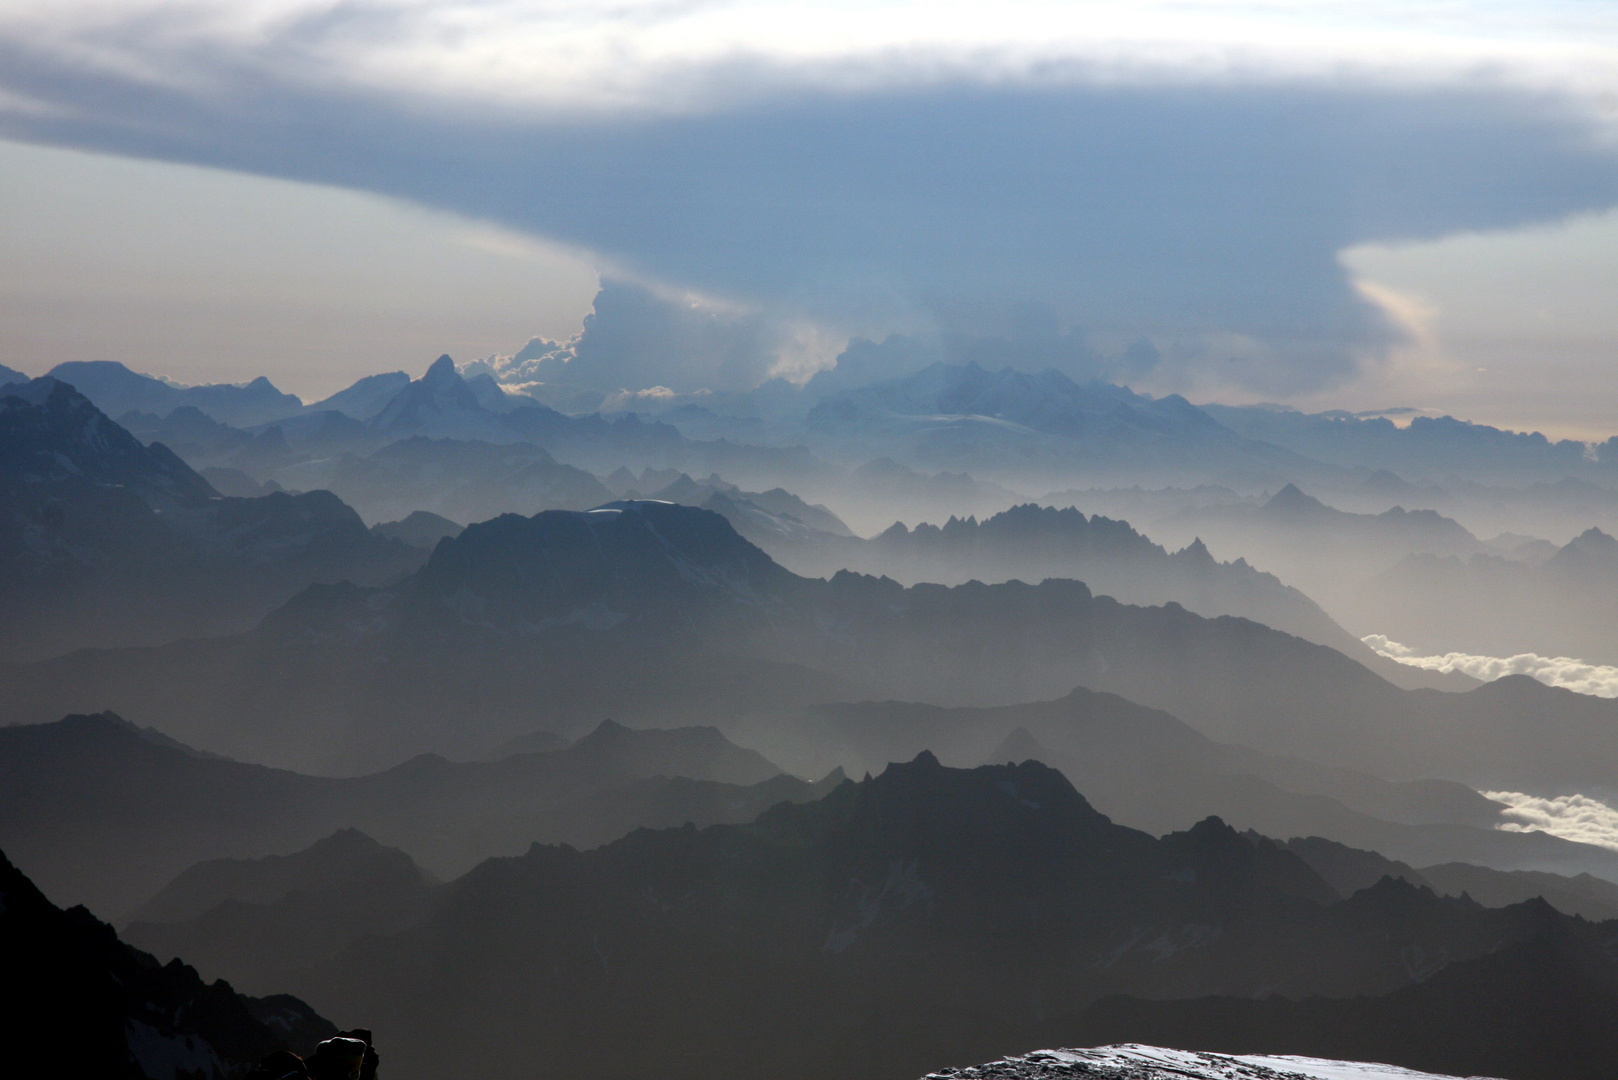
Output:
(924, 1046), (1498, 1080)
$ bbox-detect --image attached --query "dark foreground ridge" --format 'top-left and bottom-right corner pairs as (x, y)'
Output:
(0, 845), (334, 1078)
(141, 753), (1618, 1080)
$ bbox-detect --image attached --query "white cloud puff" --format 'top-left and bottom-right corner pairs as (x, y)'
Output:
(1482, 789), (1618, 852)
(1362, 634), (1618, 698)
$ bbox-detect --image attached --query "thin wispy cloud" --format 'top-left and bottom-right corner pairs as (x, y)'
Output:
(1363, 634), (1618, 698)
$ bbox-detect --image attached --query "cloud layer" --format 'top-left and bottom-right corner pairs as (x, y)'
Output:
(2, 3), (1618, 397)
(1483, 789), (1618, 852)
(1363, 635), (1618, 698)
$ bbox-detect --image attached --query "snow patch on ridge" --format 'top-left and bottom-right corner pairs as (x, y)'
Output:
(923, 1044), (1500, 1079)
(1362, 634), (1618, 697)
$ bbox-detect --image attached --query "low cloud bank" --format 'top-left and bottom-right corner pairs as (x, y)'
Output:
(1362, 634), (1618, 698)
(1482, 790), (1618, 852)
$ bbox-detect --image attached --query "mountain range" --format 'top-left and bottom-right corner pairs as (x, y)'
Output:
(1364, 525), (1618, 662)
(734, 690), (1618, 883)
(678, 497), (1463, 691)
(116, 754), (1618, 1080)
(0, 377), (424, 660)
(0, 710), (837, 921)
(4, 499), (1615, 798)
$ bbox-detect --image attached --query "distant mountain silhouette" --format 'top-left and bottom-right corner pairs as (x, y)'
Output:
(0, 378), (424, 659)
(1204, 402), (1602, 486)
(642, 472), (855, 537)
(291, 436), (613, 524)
(683, 499), (1454, 689)
(1364, 525), (1618, 663)
(0, 845), (335, 1077)
(4, 501), (1612, 792)
(802, 363), (1309, 484)
(198, 755), (1618, 1080)
(1159, 484), (1492, 646)
(308, 371), (411, 421)
(1281, 835), (1618, 922)
(736, 689), (1618, 883)
(370, 509), (463, 549)
(46, 360), (305, 427)
(124, 830), (441, 996)
(0, 712), (833, 920)
(0, 362), (25, 388)
(126, 355), (836, 514)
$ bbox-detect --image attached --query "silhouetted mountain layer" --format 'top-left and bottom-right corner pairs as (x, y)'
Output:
(1159, 484), (1483, 629)
(0, 379), (426, 660)
(282, 435), (613, 524)
(4, 500), (1612, 791)
(734, 690), (1618, 883)
(1280, 835), (1618, 922)
(677, 499), (1459, 690)
(308, 371), (411, 421)
(801, 363), (1312, 486)
(1362, 525), (1618, 662)
(176, 756), (1618, 1080)
(1046, 931), (1618, 1080)
(0, 845), (335, 1078)
(370, 509), (463, 549)
(124, 831), (442, 997)
(1203, 401), (1607, 487)
(46, 360), (307, 428)
(0, 712), (834, 920)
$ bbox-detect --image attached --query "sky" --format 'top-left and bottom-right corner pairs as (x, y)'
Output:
(2, 1), (1617, 433)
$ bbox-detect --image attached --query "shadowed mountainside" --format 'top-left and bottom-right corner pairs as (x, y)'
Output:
(3, 501), (1615, 795)
(155, 755), (1618, 1080)
(734, 690), (1618, 883)
(0, 845), (335, 1078)
(0, 378), (424, 660)
(0, 712), (838, 920)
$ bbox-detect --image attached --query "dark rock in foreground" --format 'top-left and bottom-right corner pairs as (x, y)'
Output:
(0, 845), (334, 1078)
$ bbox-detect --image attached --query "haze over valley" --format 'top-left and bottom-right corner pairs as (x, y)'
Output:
(5, 3), (1618, 1077)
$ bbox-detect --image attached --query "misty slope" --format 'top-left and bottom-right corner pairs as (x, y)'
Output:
(126, 354), (837, 511)
(1363, 525), (1618, 662)
(0, 712), (837, 920)
(0, 378), (425, 660)
(370, 509), (463, 549)
(46, 360), (306, 427)
(693, 499), (1455, 688)
(219, 756), (1618, 1080)
(1154, 484), (1503, 641)
(1203, 402), (1604, 486)
(801, 363), (1311, 485)
(124, 831), (443, 996)
(1281, 835), (1618, 921)
(736, 690), (1618, 883)
(0, 845), (335, 1078)
(281, 436), (613, 524)
(5, 500), (1616, 790)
